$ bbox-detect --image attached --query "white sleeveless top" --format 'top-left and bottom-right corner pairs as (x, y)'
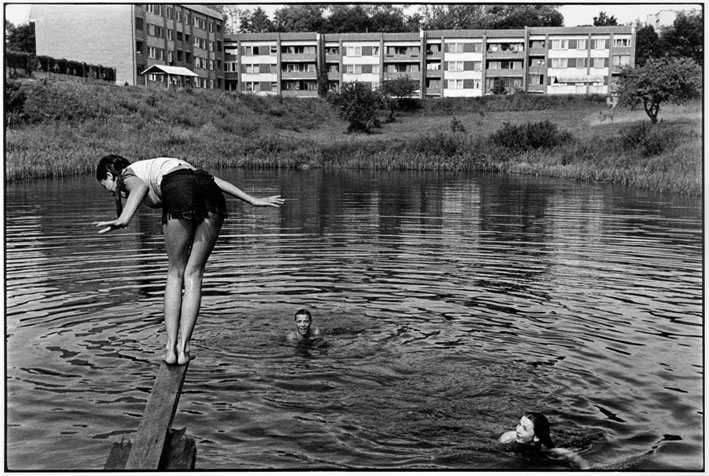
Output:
(123, 157), (193, 204)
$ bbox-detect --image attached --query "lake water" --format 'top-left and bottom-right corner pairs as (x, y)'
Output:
(5, 168), (703, 470)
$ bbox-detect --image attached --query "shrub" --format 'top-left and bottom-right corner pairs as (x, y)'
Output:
(490, 120), (573, 151)
(327, 81), (384, 133)
(617, 122), (682, 157)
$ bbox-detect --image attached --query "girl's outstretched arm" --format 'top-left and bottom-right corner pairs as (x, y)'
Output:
(94, 176), (149, 234)
(213, 176), (284, 208)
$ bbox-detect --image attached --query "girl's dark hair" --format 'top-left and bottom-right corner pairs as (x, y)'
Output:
(96, 155), (131, 217)
(525, 411), (553, 448)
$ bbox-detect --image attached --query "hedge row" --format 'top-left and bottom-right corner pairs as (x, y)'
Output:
(6, 50), (116, 82)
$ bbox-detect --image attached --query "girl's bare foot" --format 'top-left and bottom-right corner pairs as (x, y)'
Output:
(177, 349), (193, 365)
(164, 347), (178, 365)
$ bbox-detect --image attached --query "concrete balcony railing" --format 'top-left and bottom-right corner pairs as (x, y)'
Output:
(281, 89), (318, 97)
(281, 53), (317, 62)
(486, 50), (525, 59)
(383, 72), (421, 81)
(485, 69), (524, 78)
(281, 71), (317, 80)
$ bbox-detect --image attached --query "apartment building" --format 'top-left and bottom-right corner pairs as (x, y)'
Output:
(224, 25), (634, 98)
(31, 4), (225, 88)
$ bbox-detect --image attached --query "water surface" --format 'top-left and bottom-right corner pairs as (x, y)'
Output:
(5, 169), (703, 470)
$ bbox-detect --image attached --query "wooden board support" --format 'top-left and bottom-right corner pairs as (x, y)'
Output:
(105, 428), (196, 470)
(104, 361), (192, 470)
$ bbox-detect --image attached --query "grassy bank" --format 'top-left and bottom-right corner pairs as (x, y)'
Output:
(4, 78), (702, 195)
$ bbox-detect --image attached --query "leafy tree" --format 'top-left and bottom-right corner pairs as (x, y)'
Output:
(593, 11), (618, 26)
(418, 4), (561, 30)
(327, 81), (383, 133)
(491, 78), (507, 95)
(417, 4), (485, 30)
(482, 4), (563, 29)
(661, 11), (703, 65)
(617, 56), (702, 124)
(366, 5), (412, 32)
(273, 5), (326, 32)
(239, 7), (274, 33)
(326, 5), (373, 33)
(380, 76), (419, 121)
(634, 25), (662, 66)
(5, 20), (35, 54)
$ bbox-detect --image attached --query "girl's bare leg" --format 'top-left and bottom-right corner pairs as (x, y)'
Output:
(176, 213), (224, 365)
(163, 218), (196, 364)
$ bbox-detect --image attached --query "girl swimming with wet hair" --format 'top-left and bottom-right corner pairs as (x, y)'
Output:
(95, 155), (285, 365)
(499, 411), (590, 469)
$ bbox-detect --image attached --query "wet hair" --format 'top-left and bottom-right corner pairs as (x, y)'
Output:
(96, 155), (131, 217)
(294, 308), (312, 321)
(524, 411), (553, 448)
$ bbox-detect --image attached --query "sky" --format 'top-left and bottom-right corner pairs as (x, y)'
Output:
(4, 2), (700, 26)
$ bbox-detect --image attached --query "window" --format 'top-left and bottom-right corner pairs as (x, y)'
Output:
(245, 82), (260, 92)
(148, 46), (164, 60)
(135, 17), (143, 30)
(136, 40), (144, 55)
(551, 39), (568, 50)
(177, 50), (183, 61)
(176, 31), (182, 41)
(328, 64), (339, 73)
(166, 7), (173, 19)
(614, 38), (630, 47)
(270, 45), (278, 55)
(427, 44), (440, 54)
(246, 64), (260, 74)
(551, 58), (568, 68)
(427, 62), (441, 71)
(529, 57), (545, 67)
(345, 64), (362, 74)
(167, 30), (173, 41)
(386, 46), (419, 56)
(446, 79), (463, 89)
(326, 46), (340, 55)
(446, 43), (464, 54)
(447, 61), (463, 72)
(612, 55), (631, 67)
(426, 78), (440, 89)
(592, 38), (607, 49)
(592, 57), (608, 68)
(147, 4), (161, 15)
(346, 46), (362, 56)
(529, 40), (545, 49)
(167, 51), (173, 63)
(529, 74), (545, 85)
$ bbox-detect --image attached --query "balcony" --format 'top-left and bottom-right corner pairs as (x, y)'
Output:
(281, 89), (318, 98)
(486, 49), (525, 59)
(281, 71), (317, 80)
(281, 53), (317, 62)
(485, 69), (524, 78)
(384, 72), (421, 81)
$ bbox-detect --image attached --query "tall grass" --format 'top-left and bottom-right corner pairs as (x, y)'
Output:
(4, 79), (702, 195)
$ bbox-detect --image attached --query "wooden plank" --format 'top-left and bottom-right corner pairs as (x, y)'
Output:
(160, 428), (197, 470)
(124, 361), (189, 469)
(105, 429), (197, 470)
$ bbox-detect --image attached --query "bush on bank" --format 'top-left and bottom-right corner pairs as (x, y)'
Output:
(4, 79), (702, 196)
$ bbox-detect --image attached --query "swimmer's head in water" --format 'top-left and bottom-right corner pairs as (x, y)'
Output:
(521, 412), (553, 447)
(294, 309), (313, 337)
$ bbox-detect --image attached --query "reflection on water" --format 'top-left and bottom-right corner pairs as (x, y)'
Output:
(5, 169), (703, 470)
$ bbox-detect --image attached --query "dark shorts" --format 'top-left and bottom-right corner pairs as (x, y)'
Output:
(160, 168), (227, 224)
